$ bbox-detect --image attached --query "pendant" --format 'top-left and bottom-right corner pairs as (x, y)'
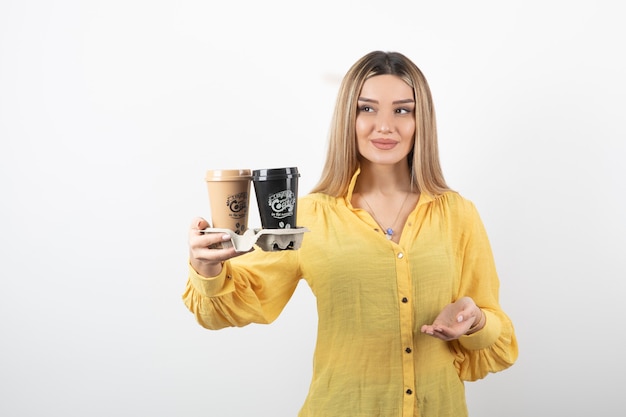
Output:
(385, 228), (393, 239)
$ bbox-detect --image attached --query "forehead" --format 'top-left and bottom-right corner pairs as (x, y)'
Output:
(359, 74), (414, 100)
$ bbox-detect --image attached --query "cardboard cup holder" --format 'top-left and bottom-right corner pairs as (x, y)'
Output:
(201, 227), (309, 252)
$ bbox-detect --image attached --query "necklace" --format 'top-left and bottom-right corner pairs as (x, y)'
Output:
(360, 191), (411, 240)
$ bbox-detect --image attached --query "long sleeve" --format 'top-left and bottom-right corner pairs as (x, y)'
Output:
(182, 249), (302, 330)
(451, 200), (519, 381)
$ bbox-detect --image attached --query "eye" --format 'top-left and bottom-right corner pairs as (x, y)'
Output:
(358, 105), (375, 113)
(395, 107), (413, 115)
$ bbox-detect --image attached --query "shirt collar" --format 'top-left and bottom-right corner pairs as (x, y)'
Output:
(344, 166), (436, 209)
(344, 167), (361, 208)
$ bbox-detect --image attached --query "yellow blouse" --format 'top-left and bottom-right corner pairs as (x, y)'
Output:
(183, 170), (518, 417)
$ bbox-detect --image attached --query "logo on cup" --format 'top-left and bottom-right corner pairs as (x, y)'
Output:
(226, 191), (248, 219)
(268, 190), (295, 219)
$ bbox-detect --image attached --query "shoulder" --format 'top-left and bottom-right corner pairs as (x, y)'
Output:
(299, 192), (339, 209)
(439, 190), (475, 207)
(296, 193), (340, 224)
(430, 191), (482, 221)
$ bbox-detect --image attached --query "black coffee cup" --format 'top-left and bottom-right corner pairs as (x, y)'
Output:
(252, 167), (300, 229)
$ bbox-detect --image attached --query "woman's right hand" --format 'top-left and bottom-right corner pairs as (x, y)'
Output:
(188, 217), (250, 277)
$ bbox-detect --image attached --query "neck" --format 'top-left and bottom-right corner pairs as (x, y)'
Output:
(355, 160), (413, 195)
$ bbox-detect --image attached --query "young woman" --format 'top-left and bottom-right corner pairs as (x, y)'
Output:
(184, 50), (518, 417)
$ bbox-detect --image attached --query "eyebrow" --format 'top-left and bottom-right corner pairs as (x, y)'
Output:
(357, 97), (415, 105)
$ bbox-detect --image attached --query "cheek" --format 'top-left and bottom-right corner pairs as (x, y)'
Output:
(400, 121), (416, 140)
(355, 119), (370, 154)
(355, 117), (369, 138)
(354, 116), (374, 137)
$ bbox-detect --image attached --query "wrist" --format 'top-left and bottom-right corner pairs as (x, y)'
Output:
(191, 259), (224, 278)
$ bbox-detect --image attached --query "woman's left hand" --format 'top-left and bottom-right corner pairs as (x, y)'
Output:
(420, 296), (484, 341)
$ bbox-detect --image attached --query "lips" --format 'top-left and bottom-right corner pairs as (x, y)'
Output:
(371, 139), (398, 150)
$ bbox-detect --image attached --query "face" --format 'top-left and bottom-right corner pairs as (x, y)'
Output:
(355, 74), (416, 166)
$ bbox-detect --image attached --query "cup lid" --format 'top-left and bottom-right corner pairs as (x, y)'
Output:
(205, 169), (252, 181)
(252, 167), (300, 180)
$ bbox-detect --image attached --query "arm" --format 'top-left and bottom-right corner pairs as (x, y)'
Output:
(420, 200), (518, 380)
(183, 218), (303, 330)
(451, 201), (518, 381)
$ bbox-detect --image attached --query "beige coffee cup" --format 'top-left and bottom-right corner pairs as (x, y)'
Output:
(205, 169), (252, 235)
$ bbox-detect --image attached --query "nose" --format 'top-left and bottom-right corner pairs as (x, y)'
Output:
(376, 112), (394, 133)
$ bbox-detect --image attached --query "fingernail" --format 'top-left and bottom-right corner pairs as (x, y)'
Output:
(457, 315), (463, 323)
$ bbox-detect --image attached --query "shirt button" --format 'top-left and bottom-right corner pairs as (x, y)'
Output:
(397, 252), (404, 259)
(405, 347), (412, 354)
(406, 389), (413, 395)
(401, 297), (408, 303)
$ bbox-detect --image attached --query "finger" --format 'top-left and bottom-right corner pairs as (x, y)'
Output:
(421, 324), (445, 337)
(432, 327), (460, 341)
(194, 241), (254, 265)
(190, 217), (210, 231)
(457, 307), (481, 326)
(455, 303), (476, 324)
(422, 327), (453, 341)
(191, 231), (232, 251)
(195, 245), (238, 263)
(191, 235), (239, 267)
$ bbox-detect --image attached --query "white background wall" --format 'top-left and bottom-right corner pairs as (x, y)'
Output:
(1, 1), (625, 416)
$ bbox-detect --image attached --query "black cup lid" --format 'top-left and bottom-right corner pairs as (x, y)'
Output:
(252, 167), (300, 180)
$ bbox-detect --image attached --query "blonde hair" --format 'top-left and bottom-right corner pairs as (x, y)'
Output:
(310, 51), (450, 197)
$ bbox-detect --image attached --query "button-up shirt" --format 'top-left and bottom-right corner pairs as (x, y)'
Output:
(183, 170), (518, 417)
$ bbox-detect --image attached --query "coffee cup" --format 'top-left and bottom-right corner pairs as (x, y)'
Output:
(252, 167), (300, 229)
(205, 169), (252, 235)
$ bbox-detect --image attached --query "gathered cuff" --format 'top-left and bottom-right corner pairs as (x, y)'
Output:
(458, 309), (501, 350)
(187, 261), (234, 298)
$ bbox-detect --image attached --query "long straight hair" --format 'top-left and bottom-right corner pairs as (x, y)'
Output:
(310, 51), (450, 197)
